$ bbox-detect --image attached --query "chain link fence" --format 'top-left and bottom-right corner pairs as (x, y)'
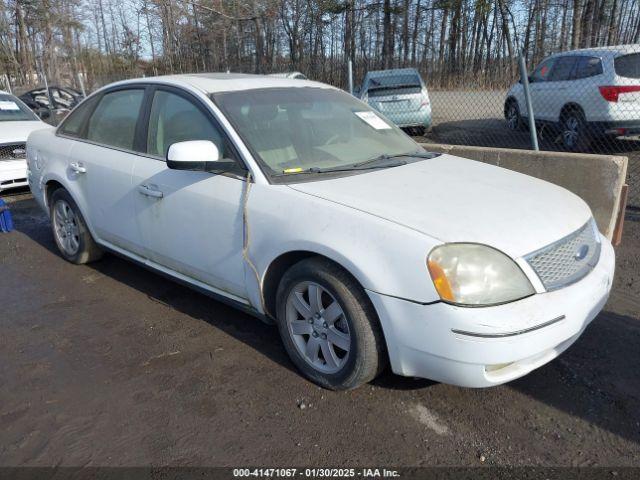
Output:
(4, 49), (639, 211)
(352, 49), (640, 211)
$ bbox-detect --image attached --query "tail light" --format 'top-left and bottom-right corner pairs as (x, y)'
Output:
(598, 85), (640, 102)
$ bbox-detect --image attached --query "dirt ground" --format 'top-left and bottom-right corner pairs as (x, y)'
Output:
(1, 191), (639, 468)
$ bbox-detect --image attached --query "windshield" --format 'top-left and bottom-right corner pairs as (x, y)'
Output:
(212, 87), (421, 177)
(0, 93), (38, 122)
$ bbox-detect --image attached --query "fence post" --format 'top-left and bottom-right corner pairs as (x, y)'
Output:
(42, 71), (54, 111)
(518, 51), (539, 151)
(2, 74), (11, 93)
(77, 72), (86, 97)
(348, 59), (353, 95)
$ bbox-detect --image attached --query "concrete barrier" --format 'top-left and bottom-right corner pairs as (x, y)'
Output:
(421, 143), (628, 242)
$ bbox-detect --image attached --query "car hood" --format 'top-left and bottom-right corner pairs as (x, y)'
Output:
(0, 121), (50, 144)
(288, 154), (592, 258)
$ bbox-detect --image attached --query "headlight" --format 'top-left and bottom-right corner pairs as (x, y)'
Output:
(427, 244), (535, 306)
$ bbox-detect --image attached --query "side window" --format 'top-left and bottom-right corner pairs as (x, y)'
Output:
(86, 89), (144, 150)
(146, 90), (229, 159)
(549, 56), (578, 81)
(531, 58), (556, 83)
(574, 56), (603, 79)
(58, 95), (100, 138)
(615, 53), (640, 79)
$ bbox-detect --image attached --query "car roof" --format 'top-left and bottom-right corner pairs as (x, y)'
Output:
(549, 44), (640, 59)
(103, 73), (335, 95)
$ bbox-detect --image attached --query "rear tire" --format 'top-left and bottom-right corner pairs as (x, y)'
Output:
(50, 188), (103, 264)
(413, 126), (426, 137)
(560, 109), (589, 152)
(275, 257), (387, 390)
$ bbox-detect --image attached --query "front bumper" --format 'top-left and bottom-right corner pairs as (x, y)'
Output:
(367, 238), (615, 388)
(0, 160), (28, 192)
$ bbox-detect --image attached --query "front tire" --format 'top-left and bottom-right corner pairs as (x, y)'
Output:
(505, 99), (524, 131)
(275, 257), (386, 390)
(50, 188), (103, 264)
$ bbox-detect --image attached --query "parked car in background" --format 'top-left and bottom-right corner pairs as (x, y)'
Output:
(356, 68), (431, 135)
(28, 74), (613, 390)
(19, 85), (84, 124)
(505, 44), (640, 151)
(269, 72), (307, 80)
(0, 90), (49, 193)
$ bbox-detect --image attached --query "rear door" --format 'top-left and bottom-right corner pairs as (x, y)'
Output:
(131, 86), (248, 299)
(544, 56), (579, 121)
(64, 87), (147, 255)
(569, 56), (605, 122)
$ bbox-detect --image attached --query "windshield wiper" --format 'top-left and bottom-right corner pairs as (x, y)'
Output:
(274, 160), (406, 176)
(275, 150), (437, 176)
(350, 150), (437, 169)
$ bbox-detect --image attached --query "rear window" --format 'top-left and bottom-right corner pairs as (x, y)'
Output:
(615, 53), (640, 79)
(86, 89), (144, 150)
(367, 73), (421, 89)
(368, 86), (422, 97)
(59, 95), (100, 137)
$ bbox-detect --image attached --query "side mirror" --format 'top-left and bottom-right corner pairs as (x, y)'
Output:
(38, 108), (51, 119)
(353, 86), (361, 97)
(166, 140), (236, 173)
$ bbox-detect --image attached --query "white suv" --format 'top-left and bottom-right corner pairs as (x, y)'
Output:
(505, 44), (640, 150)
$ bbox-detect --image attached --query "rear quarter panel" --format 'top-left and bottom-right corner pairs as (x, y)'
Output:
(27, 129), (76, 215)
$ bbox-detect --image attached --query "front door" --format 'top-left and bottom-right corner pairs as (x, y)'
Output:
(529, 57), (557, 121)
(132, 87), (248, 299)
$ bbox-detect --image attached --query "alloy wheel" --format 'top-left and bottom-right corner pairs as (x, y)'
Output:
(285, 281), (351, 374)
(506, 104), (519, 130)
(563, 115), (580, 148)
(53, 199), (80, 256)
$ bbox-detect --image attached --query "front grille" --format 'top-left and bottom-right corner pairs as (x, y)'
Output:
(0, 143), (27, 160)
(525, 219), (601, 291)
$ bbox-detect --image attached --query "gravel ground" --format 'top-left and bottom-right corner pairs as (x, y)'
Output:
(0, 191), (639, 468)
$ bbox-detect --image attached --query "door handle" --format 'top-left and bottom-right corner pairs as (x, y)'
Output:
(137, 184), (164, 199)
(69, 162), (86, 174)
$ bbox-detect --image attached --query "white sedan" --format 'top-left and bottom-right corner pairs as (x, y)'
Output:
(27, 74), (614, 390)
(0, 90), (50, 192)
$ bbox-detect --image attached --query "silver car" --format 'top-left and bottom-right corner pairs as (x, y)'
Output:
(356, 68), (432, 135)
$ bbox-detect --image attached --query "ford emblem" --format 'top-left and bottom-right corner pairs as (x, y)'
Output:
(574, 244), (589, 261)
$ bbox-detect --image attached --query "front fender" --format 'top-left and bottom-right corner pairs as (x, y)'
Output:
(246, 184), (442, 312)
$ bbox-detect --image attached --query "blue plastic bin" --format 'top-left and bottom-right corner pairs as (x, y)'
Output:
(0, 199), (14, 233)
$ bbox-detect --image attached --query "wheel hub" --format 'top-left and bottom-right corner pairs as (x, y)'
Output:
(286, 281), (351, 374)
(311, 314), (328, 337)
